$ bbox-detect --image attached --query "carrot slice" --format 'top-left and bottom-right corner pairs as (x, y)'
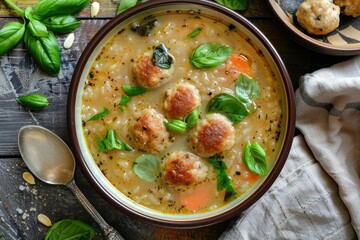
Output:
(180, 182), (217, 211)
(229, 54), (252, 77)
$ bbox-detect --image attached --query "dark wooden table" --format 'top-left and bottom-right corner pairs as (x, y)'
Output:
(0, 1), (351, 239)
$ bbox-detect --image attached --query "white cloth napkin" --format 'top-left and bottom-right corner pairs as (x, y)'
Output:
(219, 55), (360, 239)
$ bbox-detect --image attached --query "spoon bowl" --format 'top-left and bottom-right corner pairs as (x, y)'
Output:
(17, 125), (124, 240)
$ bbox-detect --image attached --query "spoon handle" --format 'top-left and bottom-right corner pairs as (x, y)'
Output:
(67, 180), (125, 240)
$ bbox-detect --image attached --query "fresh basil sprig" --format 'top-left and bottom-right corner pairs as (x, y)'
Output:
(117, 0), (148, 15)
(190, 43), (232, 69)
(152, 44), (174, 69)
(122, 85), (147, 96)
(16, 93), (49, 111)
(42, 15), (81, 35)
(98, 130), (133, 152)
(33, 0), (90, 20)
(243, 141), (267, 176)
(0, 22), (25, 56)
(187, 27), (202, 38)
(208, 155), (236, 200)
(133, 154), (160, 182)
(45, 219), (95, 240)
(215, 0), (248, 10)
(87, 107), (110, 122)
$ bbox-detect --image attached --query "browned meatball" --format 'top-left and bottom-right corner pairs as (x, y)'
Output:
(163, 151), (208, 188)
(163, 83), (201, 119)
(132, 54), (174, 89)
(188, 113), (235, 157)
(334, 0), (360, 17)
(131, 108), (171, 154)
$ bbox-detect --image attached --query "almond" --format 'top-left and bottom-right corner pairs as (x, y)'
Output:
(63, 33), (75, 49)
(91, 2), (100, 17)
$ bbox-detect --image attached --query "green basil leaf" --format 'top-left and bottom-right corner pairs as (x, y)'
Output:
(45, 219), (95, 240)
(184, 107), (199, 128)
(117, 0), (137, 15)
(164, 119), (187, 133)
(208, 155), (236, 199)
(24, 29), (60, 76)
(206, 93), (248, 124)
(0, 21), (25, 56)
(152, 44), (174, 69)
(119, 95), (131, 106)
(131, 17), (157, 36)
(87, 107), (109, 122)
(122, 85), (147, 96)
(190, 43), (232, 69)
(98, 130), (132, 152)
(235, 73), (259, 112)
(33, 0), (90, 20)
(24, 6), (33, 21)
(42, 15), (81, 34)
(187, 27), (202, 38)
(28, 19), (49, 37)
(16, 93), (49, 111)
(243, 141), (267, 176)
(133, 154), (160, 182)
(215, 0), (248, 10)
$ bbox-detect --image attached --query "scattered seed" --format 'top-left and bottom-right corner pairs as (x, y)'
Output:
(91, 2), (100, 17)
(37, 214), (52, 227)
(22, 172), (35, 185)
(63, 33), (75, 49)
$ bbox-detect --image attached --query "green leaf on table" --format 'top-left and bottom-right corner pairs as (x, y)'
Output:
(215, 0), (248, 11)
(33, 0), (91, 20)
(208, 155), (236, 200)
(152, 44), (174, 69)
(190, 43), (232, 69)
(0, 21), (25, 56)
(235, 73), (259, 113)
(117, 0), (137, 15)
(122, 85), (147, 96)
(133, 154), (160, 182)
(24, 29), (60, 76)
(206, 93), (249, 124)
(16, 93), (49, 111)
(98, 130), (133, 152)
(28, 18), (49, 37)
(45, 219), (95, 240)
(87, 107), (110, 122)
(243, 141), (267, 176)
(42, 15), (81, 34)
(187, 27), (202, 38)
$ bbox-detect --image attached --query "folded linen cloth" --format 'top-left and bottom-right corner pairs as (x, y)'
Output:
(219, 55), (360, 239)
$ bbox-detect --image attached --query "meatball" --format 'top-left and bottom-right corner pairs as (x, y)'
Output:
(163, 83), (201, 119)
(334, 0), (360, 17)
(163, 151), (208, 188)
(188, 113), (235, 157)
(296, 0), (340, 35)
(132, 53), (174, 89)
(131, 108), (171, 154)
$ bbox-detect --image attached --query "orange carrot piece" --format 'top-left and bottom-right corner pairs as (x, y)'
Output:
(229, 54), (252, 77)
(180, 182), (217, 211)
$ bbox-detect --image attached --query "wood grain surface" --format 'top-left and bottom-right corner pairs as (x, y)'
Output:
(0, 0), (351, 239)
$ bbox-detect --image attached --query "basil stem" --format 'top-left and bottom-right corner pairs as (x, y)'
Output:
(16, 93), (49, 111)
(208, 155), (236, 200)
(243, 141), (267, 176)
(33, 0), (91, 20)
(24, 29), (61, 76)
(152, 44), (174, 69)
(42, 15), (81, 35)
(215, 0), (248, 10)
(190, 43), (232, 69)
(184, 107), (200, 127)
(45, 219), (95, 240)
(87, 107), (109, 122)
(187, 27), (202, 38)
(117, 0), (137, 15)
(0, 22), (25, 56)
(164, 119), (187, 133)
(206, 93), (249, 124)
(3, 0), (24, 15)
(98, 130), (132, 152)
(133, 154), (160, 182)
(122, 85), (147, 96)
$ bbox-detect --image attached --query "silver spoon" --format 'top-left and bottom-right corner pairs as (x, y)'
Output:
(18, 125), (125, 240)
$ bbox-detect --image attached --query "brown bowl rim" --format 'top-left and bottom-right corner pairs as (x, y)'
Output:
(267, 0), (360, 56)
(67, 0), (296, 228)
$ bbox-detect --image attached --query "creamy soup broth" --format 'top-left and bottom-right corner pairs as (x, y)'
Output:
(81, 11), (282, 214)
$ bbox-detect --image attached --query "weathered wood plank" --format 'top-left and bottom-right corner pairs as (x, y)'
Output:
(0, 0), (271, 18)
(0, 158), (230, 239)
